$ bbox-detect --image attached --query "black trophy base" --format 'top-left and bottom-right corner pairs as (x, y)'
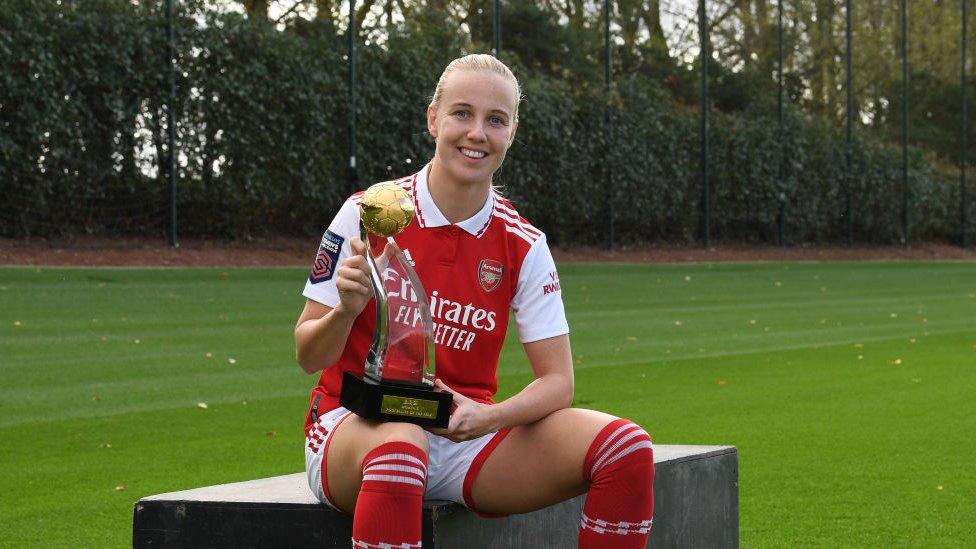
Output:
(340, 372), (453, 428)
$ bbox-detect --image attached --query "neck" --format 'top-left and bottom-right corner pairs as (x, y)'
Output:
(426, 161), (490, 223)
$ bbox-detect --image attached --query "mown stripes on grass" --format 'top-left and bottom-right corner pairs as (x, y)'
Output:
(1, 261), (974, 546)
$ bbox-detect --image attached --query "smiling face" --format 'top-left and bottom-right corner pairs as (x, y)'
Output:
(427, 69), (519, 190)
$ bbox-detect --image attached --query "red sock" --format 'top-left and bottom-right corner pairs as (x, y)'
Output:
(351, 441), (427, 549)
(578, 419), (655, 549)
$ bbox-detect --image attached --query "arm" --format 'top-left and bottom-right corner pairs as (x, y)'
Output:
(430, 334), (574, 441)
(294, 237), (373, 373)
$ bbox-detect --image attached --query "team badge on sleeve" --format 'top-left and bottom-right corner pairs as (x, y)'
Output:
(309, 230), (344, 284)
(478, 259), (504, 292)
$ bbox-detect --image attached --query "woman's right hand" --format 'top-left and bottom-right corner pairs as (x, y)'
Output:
(334, 237), (374, 317)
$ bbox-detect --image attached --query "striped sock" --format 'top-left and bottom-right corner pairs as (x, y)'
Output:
(351, 441), (427, 549)
(578, 419), (655, 549)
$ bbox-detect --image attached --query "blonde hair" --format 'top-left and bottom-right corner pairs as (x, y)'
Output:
(429, 54), (522, 122)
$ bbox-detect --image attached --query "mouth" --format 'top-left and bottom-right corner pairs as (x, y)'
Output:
(458, 147), (487, 160)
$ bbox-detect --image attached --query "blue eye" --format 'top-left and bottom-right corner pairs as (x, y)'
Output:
(454, 110), (469, 119)
(489, 116), (506, 126)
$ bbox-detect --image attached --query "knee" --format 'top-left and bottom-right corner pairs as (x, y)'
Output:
(584, 419), (653, 483)
(373, 422), (429, 454)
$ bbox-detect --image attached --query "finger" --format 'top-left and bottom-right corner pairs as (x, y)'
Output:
(434, 378), (470, 402)
(336, 277), (371, 296)
(337, 268), (371, 292)
(343, 255), (370, 274)
(349, 237), (367, 257)
(382, 239), (401, 261)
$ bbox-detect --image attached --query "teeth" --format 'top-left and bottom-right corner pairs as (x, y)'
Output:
(460, 148), (486, 159)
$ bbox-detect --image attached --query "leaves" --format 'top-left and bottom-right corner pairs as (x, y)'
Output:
(1, 0), (971, 245)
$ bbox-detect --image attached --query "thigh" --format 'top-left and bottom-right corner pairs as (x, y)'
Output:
(469, 408), (618, 515)
(325, 414), (429, 514)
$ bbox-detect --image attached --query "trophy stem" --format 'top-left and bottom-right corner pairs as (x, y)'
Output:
(362, 222), (388, 381)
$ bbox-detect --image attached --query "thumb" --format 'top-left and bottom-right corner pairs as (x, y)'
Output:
(434, 378), (468, 401)
(349, 236), (367, 257)
(381, 239), (401, 262)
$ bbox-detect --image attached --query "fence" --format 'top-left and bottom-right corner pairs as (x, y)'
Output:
(1, 0), (973, 248)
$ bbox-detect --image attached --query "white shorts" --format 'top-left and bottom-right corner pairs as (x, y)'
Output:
(305, 407), (510, 514)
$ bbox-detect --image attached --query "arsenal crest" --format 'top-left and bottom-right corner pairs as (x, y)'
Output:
(478, 259), (504, 292)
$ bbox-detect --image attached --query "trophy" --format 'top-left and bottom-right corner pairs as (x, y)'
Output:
(339, 182), (453, 428)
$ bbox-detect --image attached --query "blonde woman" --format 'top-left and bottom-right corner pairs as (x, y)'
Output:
(296, 54), (654, 548)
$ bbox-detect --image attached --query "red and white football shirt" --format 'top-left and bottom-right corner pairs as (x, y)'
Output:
(302, 164), (569, 431)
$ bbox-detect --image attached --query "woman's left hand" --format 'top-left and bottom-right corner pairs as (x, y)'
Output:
(428, 379), (498, 442)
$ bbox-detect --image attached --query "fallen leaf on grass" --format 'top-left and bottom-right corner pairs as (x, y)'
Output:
(626, 336), (637, 341)
(717, 380), (727, 386)
(115, 484), (127, 491)
(13, 320), (22, 327)
(890, 313), (898, 318)
(909, 338), (916, 343)
(205, 352), (213, 358)
(197, 402), (208, 409)
(674, 320), (683, 326)
(100, 442), (112, 448)
(266, 431), (277, 438)
(937, 485), (944, 491)
(92, 395), (101, 401)
(228, 358), (237, 364)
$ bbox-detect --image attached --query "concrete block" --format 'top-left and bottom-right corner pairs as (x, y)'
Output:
(133, 444), (737, 548)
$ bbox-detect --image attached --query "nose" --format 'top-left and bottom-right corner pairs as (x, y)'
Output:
(466, 120), (487, 142)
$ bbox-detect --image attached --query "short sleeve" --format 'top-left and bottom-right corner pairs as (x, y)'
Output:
(511, 236), (570, 343)
(302, 198), (361, 308)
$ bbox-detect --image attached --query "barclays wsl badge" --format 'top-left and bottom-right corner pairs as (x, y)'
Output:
(309, 230), (344, 284)
(478, 259), (504, 292)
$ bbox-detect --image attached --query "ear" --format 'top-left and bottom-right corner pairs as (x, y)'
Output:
(426, 105), (438, 138)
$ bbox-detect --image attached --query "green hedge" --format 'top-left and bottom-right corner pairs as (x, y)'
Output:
(1, 0), (972, 245)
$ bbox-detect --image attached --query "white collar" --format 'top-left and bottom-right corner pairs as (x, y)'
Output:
(413, 163), (494, 237)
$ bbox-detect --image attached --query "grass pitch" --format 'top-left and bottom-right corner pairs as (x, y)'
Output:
(1, 261), (975, 546)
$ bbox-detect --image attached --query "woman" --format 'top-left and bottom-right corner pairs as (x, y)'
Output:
(295, 54), (654, 549)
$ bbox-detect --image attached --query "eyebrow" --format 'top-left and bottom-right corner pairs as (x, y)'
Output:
(448, 102), (511, 117)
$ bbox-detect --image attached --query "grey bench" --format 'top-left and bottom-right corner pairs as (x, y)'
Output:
(133, 444), (737, 548)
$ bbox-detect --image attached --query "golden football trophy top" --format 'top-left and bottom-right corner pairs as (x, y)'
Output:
(359, 182), (415, 237)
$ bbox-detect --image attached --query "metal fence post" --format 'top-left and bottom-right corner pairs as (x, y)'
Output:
(963, 0), (969, 249)
(902, 0), (910, 246)
(494, 0), (501, 58)
(846, 0), (853, 246)
(700, 0), (710, 248)
(777, 0), (785, 247)
(166, 0), (178, 248)
(348, 0), (358, 194)
(605, 0), (614, 250)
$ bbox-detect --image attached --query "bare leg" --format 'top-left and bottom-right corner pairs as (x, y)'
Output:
(469, 408), (617, 514)
(324, 416), (429, 514)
